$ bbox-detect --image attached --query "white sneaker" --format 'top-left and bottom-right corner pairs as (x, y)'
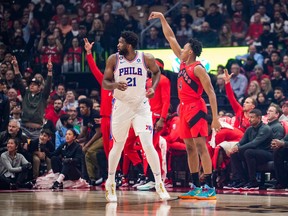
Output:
(155, 182), (170, 201)
(137, 181), (155, 191)
(105, 182), (117, 202)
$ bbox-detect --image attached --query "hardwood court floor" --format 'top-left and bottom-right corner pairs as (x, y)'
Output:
(1, 188), (288, 216)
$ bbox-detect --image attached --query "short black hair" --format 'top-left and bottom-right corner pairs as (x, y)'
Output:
(60, 114), (70, 125)
(188, 38), (202, 57)
(40, 128), (52, 137)
(250, 109), (262, 117)
(67, 128), (78, 138)
(78, 98), (93, 110)
(121, 31), (138, 49)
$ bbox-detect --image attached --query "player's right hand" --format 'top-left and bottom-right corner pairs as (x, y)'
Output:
(116, 81), (128, 91)
(84, 38), (94, 52)
(148, 12), (163, 20)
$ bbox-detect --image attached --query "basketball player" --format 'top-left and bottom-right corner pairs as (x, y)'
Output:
(102, 31), (170, 202)
(149, 12), (221, 200)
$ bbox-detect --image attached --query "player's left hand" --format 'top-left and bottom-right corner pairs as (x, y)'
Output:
(211, 119), (221, 133)
(155, 118), (164, 132)
(146, 88), (155, 98)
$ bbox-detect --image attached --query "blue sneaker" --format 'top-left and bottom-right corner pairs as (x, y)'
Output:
(178, 184), (202, 199)
(195, 184), (216, 200)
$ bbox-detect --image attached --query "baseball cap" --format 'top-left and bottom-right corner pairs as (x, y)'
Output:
(24, 67), (33, 74)
(30, 78), (41, 86)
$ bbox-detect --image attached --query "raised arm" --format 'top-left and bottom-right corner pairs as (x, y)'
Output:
(148, 12), (182, 59)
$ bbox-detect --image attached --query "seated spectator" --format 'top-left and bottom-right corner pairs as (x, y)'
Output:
(63, 90), (78, 111)
(249, 65), (269, 85)
(219, 24), (232, 47)
(245, 12), (263, 45)
(270, 11), (288, 49)
(45, 98), (66, 127)
(260, 77), (274, 103)
(55, 114), (80, 149)
(56, 14), (72, 37)
(50, 129), (83, 190)
(270, 134), (288, 189)
(143, 26), (164, 49)
(175, 17), (193, 47)
(173, 4), (193, 27)
(227, 109), (273, 190)
(247, 80), (261, 101)
(0, 138), (33, 190)
(259, 22), (278, 49)
(29, 129), (54, 179)
(63, 37), (82, 73)
(256, 92), (269, 115)
(194, 22), (219, 47)
(236, 44), (264, 67)
(191, 7), (206, 33)
(230, 12), (248, 46)
(264, 51), (283, 76)
(271, 66), (286, 90)
(250, 4), (271, 24)
(272, 87), (286, 106)
(205, 3), (223, 31)
(266, 104), (285, 140)
(279, 101), (288, 122)
(215, 74), (228, 106)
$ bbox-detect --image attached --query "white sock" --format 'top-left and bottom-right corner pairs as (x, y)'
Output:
(107, 141), (125, 183)
(56, 174), (65, 183)
(139, 132), (162, 185)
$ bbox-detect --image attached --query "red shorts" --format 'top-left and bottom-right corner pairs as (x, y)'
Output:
(179, 98), (208, 139)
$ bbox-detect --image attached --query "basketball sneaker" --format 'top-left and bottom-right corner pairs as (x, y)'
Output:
(195, 184), (216, 200)
(137, 181), (155, 191)
(178, 184), (202, 199)
(155, 182), (170, 200)
(105, 182), (117, 202)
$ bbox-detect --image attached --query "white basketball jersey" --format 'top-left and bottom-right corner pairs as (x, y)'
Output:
(113, 51), (148, 105)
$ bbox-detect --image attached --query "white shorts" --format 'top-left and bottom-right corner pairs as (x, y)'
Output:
(111, 98), (153, 143)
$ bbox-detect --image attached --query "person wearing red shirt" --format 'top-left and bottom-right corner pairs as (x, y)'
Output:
(45, 98), (66, 127)
(84, 38), (113, 158)
(150, 12), (221, 200)
(224, 69), (257, 132)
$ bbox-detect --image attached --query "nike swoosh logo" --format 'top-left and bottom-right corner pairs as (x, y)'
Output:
(144, 100), (148, 104)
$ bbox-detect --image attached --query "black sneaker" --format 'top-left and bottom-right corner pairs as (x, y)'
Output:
(223, 180), (241, 190)
(9, 183), (18, 190)
(267, 184), (285, 191)
(22, 181), (34, 189)
(232, 181), (247, 190)
(242, 181), (259, 191)
(51, 181), (63, 190)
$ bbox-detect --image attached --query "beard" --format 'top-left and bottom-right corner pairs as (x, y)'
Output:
(119, 48), (128, 56)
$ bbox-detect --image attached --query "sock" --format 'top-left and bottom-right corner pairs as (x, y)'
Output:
(204, 174), (212, 187)
(191, 172), (201, 187)
(56, 174), (65, 183)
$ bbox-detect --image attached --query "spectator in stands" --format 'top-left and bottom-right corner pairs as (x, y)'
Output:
(279, 101), (288, 122)
(63, 37), (82, 73)
(33, 0), (54, 31)
(191, 6), (206, 33)
(270, 11), (288, 49)
(219, 24), (232, 47)
(65, 19), (80, 49)
(81, 0), (100, 14)
(236, 45), (264, 67)
(143, 26), (164, 49)
(5, 69), (17, 89)
(194, 22), (219, 47)
(245, 12), (263, 45)
(228, 62), (248, 100)
(267, 103), (285, 140)
(249, 64), (269, 85)
(230, 12), (248, 46)
(50, 129), (83, 190)
(250, 4), (271, 24)
(224, 68), (256, 132)
(29, 129), (54, 179)
(270, 134), (288, 189)
(260, 77), (274, 103)
(174, 4), (193, 27)
(52, 27), (64, 46)
(242, 56), (257, 78)
(273, 87), (286, 106)
(259, 22), (278, 49)
(0, 138), (33, 190)
(271, 65), (286, 90)
(0, 78), (10, 132)
(205, 3), (223, 32)
(52, 4), (66, 24)
(13, 56), (52, 140)
(77, 98), (102, 184)
(175, 17), (193, 47)
(66, 106), (82, 132)
(214, 74), (228, 106)
(264, 51), (283, 76)
(0, 119), (29, 161)
(0, 62), (8, 79)
(63, 90), (78, 112)
(50, 83), (66, 102)
(247, 80), (261, 101)
(257, 92), (269, 115)
(225, 0), (250, 24)
(56, 14), (71, 37)
(55, 114), (79, 149)
(45, 98), (66, 127)
(228, 109), (273, 190)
